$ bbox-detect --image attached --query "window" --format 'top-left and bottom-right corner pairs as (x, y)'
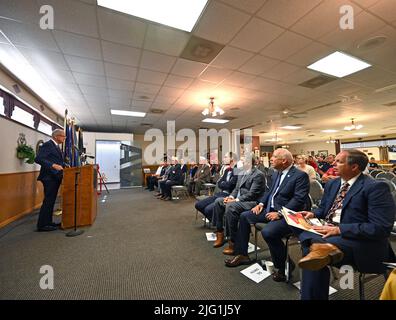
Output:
(11, 106), (34, 128)
(38, 120), (52, 135)
(0, 96), (4, 116)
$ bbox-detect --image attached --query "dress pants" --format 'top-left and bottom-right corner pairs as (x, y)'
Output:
(296, 231), (355, 300)
(213, 198), (256, 239)
(195, 192), (228, 223)
(161, 180), (179, 198)
(37, 178), (61, 229)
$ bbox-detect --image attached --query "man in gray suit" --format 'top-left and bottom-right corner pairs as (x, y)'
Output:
(212, 155), (266, 255)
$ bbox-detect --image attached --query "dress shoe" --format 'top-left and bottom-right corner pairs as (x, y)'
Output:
(225, 255), (251, 267)
(298, 243), (344, 271)
(222, 241), (234, 255)
(50, 222), (61, 227)
(163, 197), (171, 201)
(37, 225), (57, 232)
(272, 270), (287, 282)
(213, 231), (224, 248)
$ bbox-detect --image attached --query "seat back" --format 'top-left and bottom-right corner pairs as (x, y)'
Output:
(370, 169), (384, 178)
(377, 178), (396, 193)
(309, 180), (324, 206)
(376, 172), (396, 181)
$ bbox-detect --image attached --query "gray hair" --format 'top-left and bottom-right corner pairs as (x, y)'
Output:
(52, 129), (64, 138)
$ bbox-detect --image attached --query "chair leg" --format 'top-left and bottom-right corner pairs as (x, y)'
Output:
(285, 236), (290, 283)
(359, 273), (365, 300)
(254, 226), (258, 261)
(195, 209), (198, 224)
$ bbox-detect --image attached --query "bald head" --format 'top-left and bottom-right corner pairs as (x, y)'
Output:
(271, 148), (293, 171)
(52, 128), (66, 144)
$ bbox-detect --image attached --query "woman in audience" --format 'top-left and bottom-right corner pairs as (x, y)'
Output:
(296, 155), (316, 181)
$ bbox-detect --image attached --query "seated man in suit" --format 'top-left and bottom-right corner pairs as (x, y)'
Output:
(212, 155), (266, 254)
(34, 129), (66, 232)
(195, 152), (238, 223)
(146, 160), (168, 191)
(295, 149), (395, 300)
(189, 157), (211, 196)
(225, 148), (310, 281)
(158, 157), (182, 201)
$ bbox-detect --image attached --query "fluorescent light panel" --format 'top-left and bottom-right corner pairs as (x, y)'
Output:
(321, 129), (339, 133)
(111, 109), (146, 117)
(202, 118), (229, 124)
(280, 126), (301, 130)
(97, 0), (208, 32)
(307, 51), (371, 78)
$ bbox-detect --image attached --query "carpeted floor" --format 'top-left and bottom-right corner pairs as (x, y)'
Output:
(0, 189), (393, 300)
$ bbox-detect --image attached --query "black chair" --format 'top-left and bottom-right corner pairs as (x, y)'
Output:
(377, 178), (396, 193)
(370, 169), (384, 178)
(171, 173), (188, 200)
(194, 195), (210, 227)
(309, 180), (324, 209)
(376, 172), (396, 181)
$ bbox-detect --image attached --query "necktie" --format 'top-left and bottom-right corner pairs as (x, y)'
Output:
(325, 182), (350, 223)
(266, 172), (283, 212)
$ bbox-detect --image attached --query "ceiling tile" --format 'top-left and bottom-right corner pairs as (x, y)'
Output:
(367, 0), (396, 23)
(144, 24), (190, 56)
(54, 30), (102, 59)
(223, 71), (256, 86)
(211, 46), (254, 69)
(107, 78), (134, 91)
(108, 89), (133, 99)
(351, 0), (381, 8)
(158, 86), (184, 98)
(137, 69), (168, 85)
(199, 66), (232, 83)
(171, 58), (208, 77)
(97, 7), (146, 48)
(37, 0), (98, 37)
(260, 31), (313, 60)
(109, 96), (131, 107)
(102, 41), (141, 66)
(0, 0), (40, 24)
(291, 0), (363, 40)
(257, 0), (322, 28)
(319, 11), (385, 51)
(286, 41), (333, 67)
(73, 72), (106, 87)
(20, 47), (69, 71)
(194, 1), (250, 44)
(140, 51), (176, 73)
(104, 62), (137, 81)
(0, 19), (59, 51)
(282, 68), (320, 85)
(238, 54), (280, 75)
(164, 75), (194, 89)
(64, 55), (104, 76)
(231, 18), (285, 52)
(217, 0), (267, 14)
(263, 62), (301, 81)
(135, 82), (161, 95)
(80, 84), (108, 97)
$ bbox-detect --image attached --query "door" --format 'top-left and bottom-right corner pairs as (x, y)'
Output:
(95, 140), (121, 183)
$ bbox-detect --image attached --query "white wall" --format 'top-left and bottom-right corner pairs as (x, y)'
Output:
(0, 117), (50, 173)
(287, 141), (337, 156)
(83, 132), (134, 160)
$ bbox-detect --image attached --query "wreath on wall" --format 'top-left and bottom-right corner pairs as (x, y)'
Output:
(16, 133), (36, 164)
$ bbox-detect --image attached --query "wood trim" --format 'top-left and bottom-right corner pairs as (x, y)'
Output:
(0, 170), (39, 176)
(0, 171), (43, 228)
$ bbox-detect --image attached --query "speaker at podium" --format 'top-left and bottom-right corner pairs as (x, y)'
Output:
(62, 164), (98, 229)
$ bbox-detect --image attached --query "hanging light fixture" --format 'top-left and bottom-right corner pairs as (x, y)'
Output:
(326, 137), (336, 144)
(202, 97), (224, 117)
(344, 118), (363, 131)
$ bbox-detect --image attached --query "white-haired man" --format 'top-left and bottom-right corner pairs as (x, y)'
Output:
(34, 129), (66, 231)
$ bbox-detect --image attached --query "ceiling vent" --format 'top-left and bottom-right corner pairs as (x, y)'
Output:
(222, 116), (236, 121)
(138, 95), (151, 100)
(150, 108), (165, 114)
(357, 36), (387, 51)
(180, 35), (225, 64)
(141, 123), (152, 127)
(383, 101), (396, 107)
(299, 75), (337, 89)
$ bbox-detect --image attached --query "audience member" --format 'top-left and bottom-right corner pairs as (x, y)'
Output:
(296, 155), (316, 181)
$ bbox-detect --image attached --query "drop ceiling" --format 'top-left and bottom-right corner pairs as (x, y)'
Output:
(0, 0), (396, 145)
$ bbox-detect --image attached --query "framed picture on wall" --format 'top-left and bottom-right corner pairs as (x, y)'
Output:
(318, 150), (328, 157)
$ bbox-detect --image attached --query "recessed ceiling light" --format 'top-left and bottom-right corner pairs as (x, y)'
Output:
(307, 51), (371, 78)
(97, 0), (208, 32)
(111, 109), (146, 117)
(352, 132), (368, 136)
(280, 125), (301, 130)
(321, 129), (339, 133)
(202, 118), (229, 124)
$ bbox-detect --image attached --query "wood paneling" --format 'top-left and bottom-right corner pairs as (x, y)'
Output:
(0, 171), (43, 228)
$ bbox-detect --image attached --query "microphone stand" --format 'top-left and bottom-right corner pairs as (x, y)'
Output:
(66, 169), (84, 237)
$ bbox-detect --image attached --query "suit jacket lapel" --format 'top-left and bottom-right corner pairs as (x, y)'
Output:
(240, 168), (254, 187)
(342, 174), (364, 209)
(325, 179), (341, 213)
(277, 166), (295, 192)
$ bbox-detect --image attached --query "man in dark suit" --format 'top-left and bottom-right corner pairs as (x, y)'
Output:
(295, 149), (395, 300)
(158, 157), (182, 201)
(34, 129), (66, 231)
(195, 152), (238, 222)
(212, 155), (266, 254)
(225, 148), (310, 283)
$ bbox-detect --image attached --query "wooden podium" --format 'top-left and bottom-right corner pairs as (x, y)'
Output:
(62, 164), (98, 229)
